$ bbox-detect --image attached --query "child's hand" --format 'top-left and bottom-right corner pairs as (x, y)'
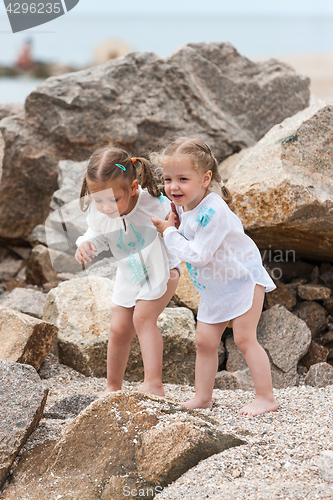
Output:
(75, 241), (97, 264)
(151, 212), (175, 236)
(170, 202), (180, 229)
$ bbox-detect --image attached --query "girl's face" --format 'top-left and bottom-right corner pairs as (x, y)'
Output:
(162, 154), (212, 211)
(87, 177), (139, 218)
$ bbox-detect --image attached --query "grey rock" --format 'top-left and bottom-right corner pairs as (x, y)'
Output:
(257, 304), (312, 373)
(0, 103), (24, 121)
(50, 159), (88, 210)
(0, 360), (48, 488)
(318, 450), (333, 483)
(0, 257), (22, 281)
(298, 284), (331, 301)
(0, 41), (309, 242)
(0, 392), (244, 499)
(292, 300), (328, 339)
(227, 101), (333, 261)
(304, 362), (333, 387)
(43, 394), (98, 419)
(43, 276), (114, 378)
(0, 307), (58, 370)
(215, 368), (254, 390)
(0, 287), (46, 319)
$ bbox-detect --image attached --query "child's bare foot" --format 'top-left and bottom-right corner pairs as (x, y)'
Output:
(182, 398), (212, 409)
(139, 382), (165, 397)
(238, 396), (278, 417)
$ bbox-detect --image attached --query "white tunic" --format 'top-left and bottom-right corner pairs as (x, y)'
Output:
(163, 192), (276, 324)
(76, 187), (180, 307)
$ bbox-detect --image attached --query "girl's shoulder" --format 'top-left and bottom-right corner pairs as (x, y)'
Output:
(138, 188), (171, 215)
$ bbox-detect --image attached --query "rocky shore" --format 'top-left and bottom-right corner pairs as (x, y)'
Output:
(0, 41), (332, 499)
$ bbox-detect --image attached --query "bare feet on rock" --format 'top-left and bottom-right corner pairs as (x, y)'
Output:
(238, 396), (278, 417)
(182, 398), (212, 409)
(139, 382), (165, 397)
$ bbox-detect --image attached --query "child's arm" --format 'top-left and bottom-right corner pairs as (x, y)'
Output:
(75, 221), (110, 264)
(152, 207), (230, 267)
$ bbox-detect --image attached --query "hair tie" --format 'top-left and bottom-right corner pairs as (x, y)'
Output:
(219, 180), (225, 188)
(115, 163), (126, 171)
(131, 157), (137, 163)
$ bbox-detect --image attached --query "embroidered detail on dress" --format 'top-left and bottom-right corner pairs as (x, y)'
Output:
(157, 195), (168, 203)
(186, 262), (206, 291)
(196, 206), (216, 228)
(116, 225), (149, 284)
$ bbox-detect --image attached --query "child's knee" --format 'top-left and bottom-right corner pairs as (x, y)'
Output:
(132, 310), (151, 332)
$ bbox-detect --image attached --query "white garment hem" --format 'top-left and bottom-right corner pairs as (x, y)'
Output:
(196, 280), (273, 324)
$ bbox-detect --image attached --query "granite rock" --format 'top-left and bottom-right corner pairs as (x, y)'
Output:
(0, 307), (58, 370)
(264, 283), (297, 310)
(43, 276), (114, 377)
(215, 368), (254, 390)
(0, 42), (309, 243)
(226, 102), (333, 261)
(304, 362), (333, 387)
(299, 341), (329, 369)
(0, 392), (244, 499)
(257, 304), (312, 373)
(0, 287), (47, 319)
(292, 300), (328, 339)
(0, 360), (48, 488)
(297, 284), (331, 301)
(0, 257), (22, 281)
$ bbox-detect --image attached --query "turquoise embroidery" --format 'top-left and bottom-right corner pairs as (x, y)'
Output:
(157, 195), (168, 203)
(116, 225), (149, 284)
(186, 262), (205, 291)
(196, 206), (215, 228)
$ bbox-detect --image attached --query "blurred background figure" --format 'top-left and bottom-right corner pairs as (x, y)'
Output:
(93, 39), (133, 65)
(15, 38), (35, 73)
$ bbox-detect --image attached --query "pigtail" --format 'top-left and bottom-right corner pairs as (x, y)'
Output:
(79, 172), (91, 212)
(134, 157), (162, 198)
(213, 162), (233, 206)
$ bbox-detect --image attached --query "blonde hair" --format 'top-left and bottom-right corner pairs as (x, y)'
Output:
(157, 137), (232, 205)
(79, 145), (162, 211)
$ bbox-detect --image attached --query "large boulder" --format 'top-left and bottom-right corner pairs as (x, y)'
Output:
(43, 276), (114, 377)
(0, 392), (244, 499)
(0, 360), (48, 488)
(0, 41), (310, 243)
(226, 101), (333, 261)
(0, 307), (58, 370)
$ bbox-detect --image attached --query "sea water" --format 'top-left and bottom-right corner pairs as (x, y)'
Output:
(0, 14), (332, 102)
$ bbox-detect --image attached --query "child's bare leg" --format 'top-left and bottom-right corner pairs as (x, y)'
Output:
(183, 321), (228, 409)
(232, 284), (278, 417)
(133, 269), (179, 397)
(97, 304), (135, 397)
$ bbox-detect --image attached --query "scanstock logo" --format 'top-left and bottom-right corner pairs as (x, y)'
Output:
(3, 0), (80, 32)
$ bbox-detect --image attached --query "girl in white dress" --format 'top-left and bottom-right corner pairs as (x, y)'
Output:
(151, 137), (279, 416)
(75, 146), (180, 397)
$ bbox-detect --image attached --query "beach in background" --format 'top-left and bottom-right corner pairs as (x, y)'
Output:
(0, 14), (333, 103)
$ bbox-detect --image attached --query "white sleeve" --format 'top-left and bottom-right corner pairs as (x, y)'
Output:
(163, 205), (230, 267)
(75, 209), (109, 254)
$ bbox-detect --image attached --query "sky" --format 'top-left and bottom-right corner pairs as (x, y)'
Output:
(74, 0), (333, 16)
